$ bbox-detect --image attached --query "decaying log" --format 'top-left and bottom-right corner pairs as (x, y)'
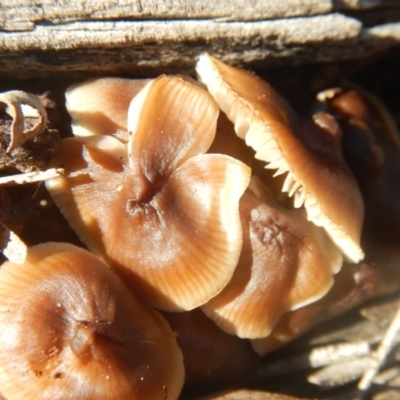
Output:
(0, 0), (400, 78)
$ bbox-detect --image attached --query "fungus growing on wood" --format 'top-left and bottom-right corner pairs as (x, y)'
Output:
(196, 54), (364, 263)
(47, 75), (251, 311)
(0, 242), (184, 400)
(202, 176), (342, 339)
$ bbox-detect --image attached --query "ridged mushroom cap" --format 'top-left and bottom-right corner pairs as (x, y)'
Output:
(202, 177), (342, 339)
(0, 242), (184, 400)
(196, 54), (364, 263)
(65, 77), (149, 139)
(47, 76), (251, 311)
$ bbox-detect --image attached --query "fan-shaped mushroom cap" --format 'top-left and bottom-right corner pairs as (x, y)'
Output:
(47, 76), (251, 311)
(66, 77), (149, 139)
(196, 54), (364, 263)
(202, 177), (342, 339)
(0, 242), (184, 400)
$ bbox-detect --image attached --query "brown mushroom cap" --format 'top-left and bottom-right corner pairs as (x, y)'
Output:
(47, 76), (251, 311)
(0, 242), (184, 400)
(196, 54), (364, 263)
(250, 258), (398, 356)
(66, 77), (150, 139)
(319, 87), (400, 252)
(202, 177), (342, 339)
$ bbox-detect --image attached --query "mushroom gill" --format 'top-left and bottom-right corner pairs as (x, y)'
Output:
(252, 87), (400, 356)
(0, 242), (184, 400)
(201, 176), (342, 339)
(196, 54), (364, 263)
(46, 75), (251, 311)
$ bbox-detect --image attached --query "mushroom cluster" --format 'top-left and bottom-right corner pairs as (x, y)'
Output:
(48, 57), (366, 347)
(5, 53), (400, 399)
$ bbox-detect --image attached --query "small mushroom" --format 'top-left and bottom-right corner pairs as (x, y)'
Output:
(47, 75), (251, 311)
(65, 77), (150, 140)
(196, 54), (364, 263)
(0, 242), (184, 400)
(318, 86), (400, 264)
(202, 176), (342, 339)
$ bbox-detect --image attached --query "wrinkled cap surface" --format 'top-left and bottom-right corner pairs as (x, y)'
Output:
(202, 177), (342, 339)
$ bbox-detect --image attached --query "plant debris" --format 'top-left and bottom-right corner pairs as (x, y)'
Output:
(0, 90), (60, 172)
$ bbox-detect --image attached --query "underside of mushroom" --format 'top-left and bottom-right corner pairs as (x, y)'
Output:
(196, 54), (365, 264)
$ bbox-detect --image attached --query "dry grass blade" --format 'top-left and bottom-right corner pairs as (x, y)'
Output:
(358, 299), (400, 394)
(0, 168), (64, 186)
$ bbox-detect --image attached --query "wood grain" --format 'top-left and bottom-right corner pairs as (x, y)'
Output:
(0, 1), (399, 78)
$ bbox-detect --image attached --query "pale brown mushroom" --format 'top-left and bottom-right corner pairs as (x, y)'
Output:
(0, 242), (184, 400)
(196, 54), (364, 263)
(65, 77), (149, 140)
(47, 75), (251, 311)
(248, 86), (400, 356)
(202, 176), (342, 339)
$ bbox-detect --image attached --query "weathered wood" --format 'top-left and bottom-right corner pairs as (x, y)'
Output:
(0, 1), (400, 80)
(1, 0), (395, 31)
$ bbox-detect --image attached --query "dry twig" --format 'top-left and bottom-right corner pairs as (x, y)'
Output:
(358, 300), (400, 394)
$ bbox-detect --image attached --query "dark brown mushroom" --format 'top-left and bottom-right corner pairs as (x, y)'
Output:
(317, 86), (400, 254)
